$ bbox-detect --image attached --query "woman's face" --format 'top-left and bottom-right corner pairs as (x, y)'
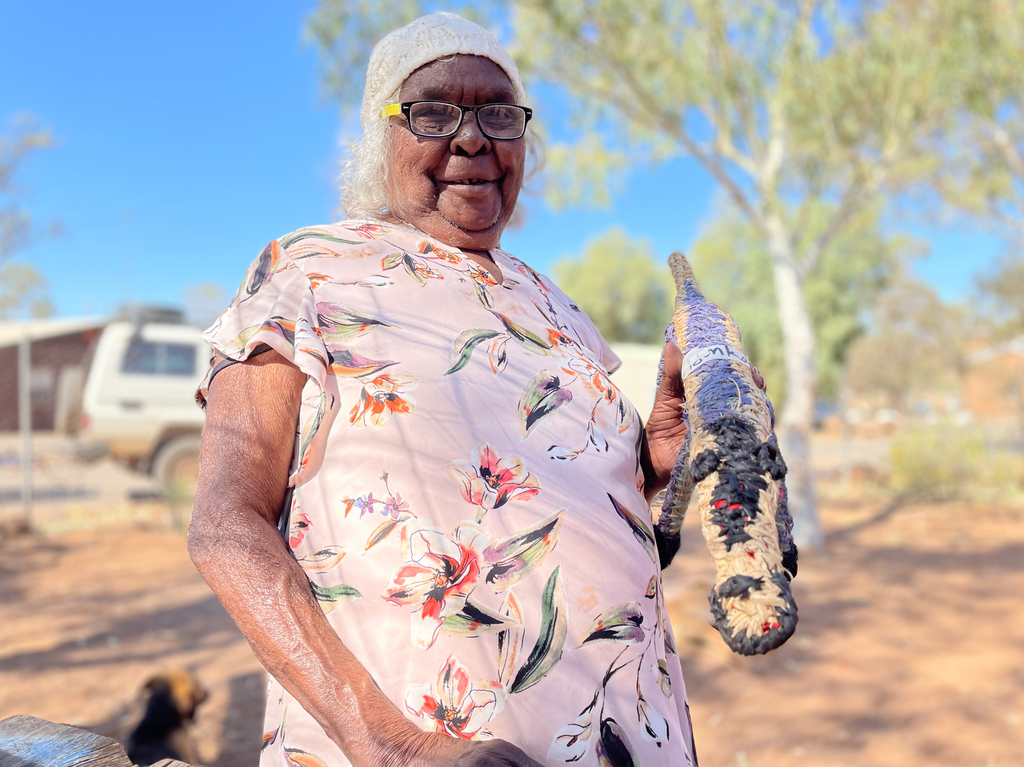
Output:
(383, 55), (526, 251)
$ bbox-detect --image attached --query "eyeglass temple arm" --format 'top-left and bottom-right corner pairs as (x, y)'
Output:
(380, 103), (403, 118)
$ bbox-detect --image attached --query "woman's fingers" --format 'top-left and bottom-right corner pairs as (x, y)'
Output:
(750, 363), (765, 391)
(447, 739), (544, 766)
(658, 340), (684, 402)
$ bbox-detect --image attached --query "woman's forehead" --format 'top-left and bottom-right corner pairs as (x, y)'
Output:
(399, 55), (517, 104)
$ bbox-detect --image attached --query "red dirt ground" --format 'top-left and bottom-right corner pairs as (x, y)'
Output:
(1, 495), (1021, 766)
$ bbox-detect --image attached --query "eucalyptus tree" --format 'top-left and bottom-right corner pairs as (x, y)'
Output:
(306, 1), (960, 546)
(935, 0), (1024, 240)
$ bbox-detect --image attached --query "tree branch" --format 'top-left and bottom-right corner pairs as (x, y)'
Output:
(989, 121), (1024, 182)
(540, 7), (769, 238)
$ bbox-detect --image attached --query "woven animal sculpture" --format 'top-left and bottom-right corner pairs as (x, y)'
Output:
(654, 251), (798, 656)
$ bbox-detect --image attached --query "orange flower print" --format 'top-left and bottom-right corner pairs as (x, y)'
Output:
(418, 241), (462, 264)
(405, 654), (506, 739)
(468, 263), (498, 288)
(447, 443), (540, 520)
(307, 272), (331, 289)
(349, 374), (419, 429)
(413, 261), (443, 281)
(383, 523), (487, 648)
(567, 357), (617, 403)
(547, 328), (582, 353)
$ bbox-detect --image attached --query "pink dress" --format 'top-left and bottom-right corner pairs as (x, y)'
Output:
(199, 220), (696, 766)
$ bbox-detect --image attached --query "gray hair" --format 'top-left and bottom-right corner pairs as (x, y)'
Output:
(340, 87), (399, 219)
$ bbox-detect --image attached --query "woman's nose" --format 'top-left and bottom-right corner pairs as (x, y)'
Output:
(450, 112), (491, 156)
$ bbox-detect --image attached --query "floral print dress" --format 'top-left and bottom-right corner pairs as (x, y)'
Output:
(198, 220), (697, 767)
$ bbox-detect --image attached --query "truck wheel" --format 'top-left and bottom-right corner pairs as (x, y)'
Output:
(153, 434), (202, 504)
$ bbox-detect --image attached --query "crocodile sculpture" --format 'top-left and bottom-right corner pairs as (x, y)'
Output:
(654, 252), (798, 656)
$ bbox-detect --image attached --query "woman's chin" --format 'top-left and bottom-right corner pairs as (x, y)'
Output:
(437, 193), (502, 229)
(433, 208), (503, 247)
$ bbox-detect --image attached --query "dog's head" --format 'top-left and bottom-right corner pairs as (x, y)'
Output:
(143, 670), (208, 722)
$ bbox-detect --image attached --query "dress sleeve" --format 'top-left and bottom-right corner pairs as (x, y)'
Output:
(196, 239), (337, 486)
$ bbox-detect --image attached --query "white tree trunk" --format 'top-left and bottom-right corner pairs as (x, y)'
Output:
(766, 221), (825, 549)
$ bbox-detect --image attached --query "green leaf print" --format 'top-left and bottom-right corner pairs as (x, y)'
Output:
(510, 566), (567, 694)
(442, 597), (521, 637)
(310, 582), (362, 614)
(657, 659), (673, 698)
(607, 494), (658, 565)
(403, 254), (426, 286)
(316, 303), (394, 344)
(473, 279), (494, 309)
(325, 348), (397, 378)
(278, 228), (362, 249)
(496, 591), (525, 688)
(492, 312), (552, 355)
(483, 510), (565, 591)
(519, 372), (573, 440)
(597, 718), (638, 767)
(577, 603), (646, 647)
(445, 329), (503, 375)
(381, 252), (405, 270)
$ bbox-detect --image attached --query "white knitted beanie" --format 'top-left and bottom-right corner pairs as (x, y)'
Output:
(360, 12), (527, 132)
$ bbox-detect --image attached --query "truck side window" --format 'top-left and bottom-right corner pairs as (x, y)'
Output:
(122, 340), (198, 376)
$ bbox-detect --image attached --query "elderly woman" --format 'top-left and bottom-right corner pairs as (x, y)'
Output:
(191, 12), (712, 767)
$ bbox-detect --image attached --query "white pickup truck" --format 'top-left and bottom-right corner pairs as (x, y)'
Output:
(77, 312), (210, 499)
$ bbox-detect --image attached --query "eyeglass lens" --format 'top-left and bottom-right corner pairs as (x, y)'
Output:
(408, 102), (527, 139)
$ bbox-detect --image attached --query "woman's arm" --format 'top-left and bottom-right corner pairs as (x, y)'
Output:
(189, 351), (541, 767)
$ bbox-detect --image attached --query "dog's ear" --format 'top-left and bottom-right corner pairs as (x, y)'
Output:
(165, 670), (208, 721)
(143, 676), (173, 696)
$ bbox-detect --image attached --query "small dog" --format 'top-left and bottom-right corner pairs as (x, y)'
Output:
(125, 670), (208, 766)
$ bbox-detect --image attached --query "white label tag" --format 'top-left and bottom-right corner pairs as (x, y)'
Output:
(679, 344), (749, 379)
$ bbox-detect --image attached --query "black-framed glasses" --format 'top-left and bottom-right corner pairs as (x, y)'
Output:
(381, 100), (533, 140)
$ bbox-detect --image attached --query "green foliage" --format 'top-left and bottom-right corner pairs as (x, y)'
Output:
(1, 114), (54, 261)
(0, 114), (55, 318)
(928, 0), (1024, 238)
(690, 203), (901, 403)
(551, 227), (673, 344)
(0, 261), (53, 320)
(891, 425), (1024, 503)
(304, 0), (503, 112)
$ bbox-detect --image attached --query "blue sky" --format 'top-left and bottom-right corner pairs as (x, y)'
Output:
(1, 0), (1005, 321)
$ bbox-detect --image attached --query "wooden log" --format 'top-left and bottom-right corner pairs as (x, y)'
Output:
(0, 715), (133, 767)
(0, 716), (190, 767)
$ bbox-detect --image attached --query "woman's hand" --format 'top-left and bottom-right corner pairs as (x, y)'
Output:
(400, 732), (545, 767)
(640, 341), (765, 502)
